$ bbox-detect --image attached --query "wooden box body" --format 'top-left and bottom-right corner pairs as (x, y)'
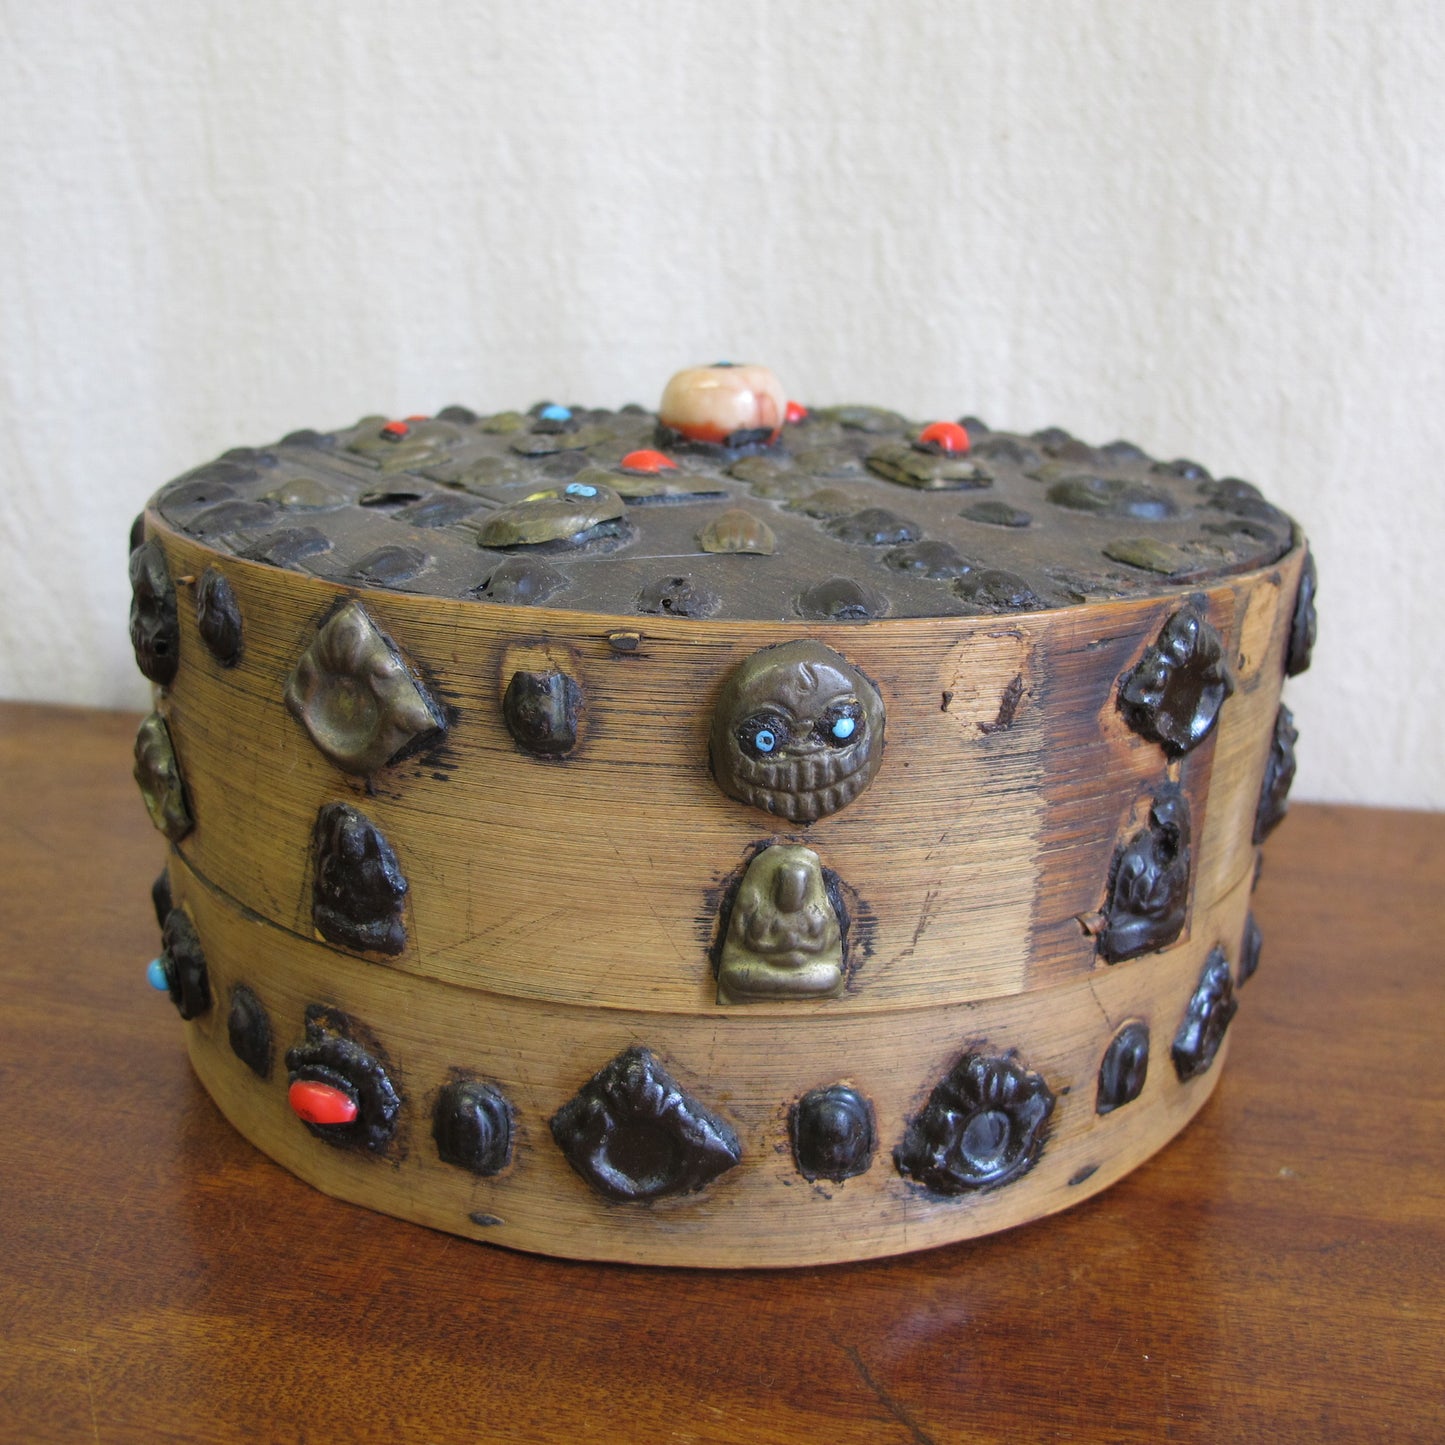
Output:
(130, 397), (1311, 1266)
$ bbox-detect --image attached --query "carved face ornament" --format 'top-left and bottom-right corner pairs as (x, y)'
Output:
(129, 538), (180, 686)
(284, 600), (444, 775)
(710, 641), (885, 823)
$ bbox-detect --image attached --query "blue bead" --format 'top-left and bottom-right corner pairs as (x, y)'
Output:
(565, 483), (598, 498)
(539, 404), (572, 421)
(146, 957), (170, 992)
(755, 730), (776, 753)
(832, 716), (856, 740)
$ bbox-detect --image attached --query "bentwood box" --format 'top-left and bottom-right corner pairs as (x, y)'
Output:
(128, 364), (1313, 1267)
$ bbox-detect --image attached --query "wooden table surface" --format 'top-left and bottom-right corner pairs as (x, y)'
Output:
(1, 701), (1441, 1444)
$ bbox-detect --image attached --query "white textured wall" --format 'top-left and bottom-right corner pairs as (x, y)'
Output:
(1, 1), (1441, 806)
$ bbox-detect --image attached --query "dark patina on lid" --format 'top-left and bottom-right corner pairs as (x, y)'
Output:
(150, 364), (1297, 622)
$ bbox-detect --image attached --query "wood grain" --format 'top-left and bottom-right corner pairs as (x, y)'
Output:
(151, 520), (1300, 1015)
(2, 701), (1441, 1441)
(167, 844), (1244, 1266)
(129, 522), (1300, 1264)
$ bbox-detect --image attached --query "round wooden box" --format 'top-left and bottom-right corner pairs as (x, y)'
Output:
(128, 369), (1315, 1267)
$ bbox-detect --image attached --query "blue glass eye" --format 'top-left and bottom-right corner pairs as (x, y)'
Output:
(741, 713), (789, 757)
(539, 403), (572, 421)
(565, 483), (598, 498)
(820, 706), (862, 747)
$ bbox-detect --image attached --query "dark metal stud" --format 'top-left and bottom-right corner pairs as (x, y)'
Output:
(1200, 477), (1288, 529)
(954, 568), (1046, 612)
(550, 1047), (740, 1202)
(1286, 551), (1318, 676)
(433, 1078), (514, 1176)
(158, 908), (211, 1020)
(1118, 607), (1235, 756)
(791, 1085), (875, 1182)
(1100, 439), (1148, 464)
(882, 538), (972, 578)
(395, 492), (484, 529)
(476, 557), (568, 605)
(825, 508), (921, 546)
(1154, 457), (1211, 483)
(502, 670), (582, 757)
(971, 435), (1038, 467)
(895, 1050), (1054, 1194)
(787, 486), (865, 521)
(1238, 913), (1263, 986)
(1031, 425), (1074, 451)
(1253, 705), (1299, 842)
(285, 1005), (402, 1152)
(228, 983), (274, 1079)
(311, 803), (408, 956)
(1172, 948), (1238, 1081)
(185, 498), (276, 537)
(195, 566), (243, 667)
(151, 869), (172, 930)
(963, 499), (1032, 528)
(1096, 1022), (1150, 1114)
(128, 538), (179, 685)
(795, 576), (890, 621)
(238, 526), (331, 567)
(635, 574), (721, 619)
(1048, 476), (1177, 520)
(351, 544), (431, 587)
(1101, 787), (1192, 962)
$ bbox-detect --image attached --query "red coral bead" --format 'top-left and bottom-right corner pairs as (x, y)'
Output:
(620, 449), (678, 474)
(918, 421), (970, 453)
(381, 420), (410, 438)
(289, 1079), (359, 1126)
(785, 400), (809, 424)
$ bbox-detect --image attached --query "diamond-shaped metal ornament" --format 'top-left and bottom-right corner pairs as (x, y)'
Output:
(550, 1047), (741, 1202)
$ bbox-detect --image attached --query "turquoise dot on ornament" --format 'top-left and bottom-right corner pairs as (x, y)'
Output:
(146, 958), (170, 992)
(539, 403), (572, 422)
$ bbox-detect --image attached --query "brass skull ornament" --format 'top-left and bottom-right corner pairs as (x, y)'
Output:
(709, 641), (884, 823)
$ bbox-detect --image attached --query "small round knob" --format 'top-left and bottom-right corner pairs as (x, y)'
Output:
(659, 363), (786, 445)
